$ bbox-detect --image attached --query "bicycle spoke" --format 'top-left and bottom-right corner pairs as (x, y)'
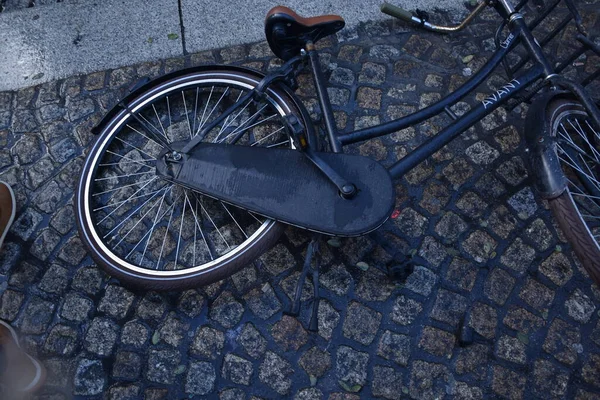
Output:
(141, 185), (172, 261)
(192, 87), (200, 136)
(219, 109), (275, 144)
(215, 92), (249, 143)
(99, 160), (155, 168)
(585, 119), (600, 141)
(192, 192), (231, 251)
(184, 191), (215, 261)
(104, 182), (165, 240)
(106, 150), (156, 165)
(182, 91), (193, 139)
(167, 96), (173, 141)
(571, 119), (600, 161)
(114, 187), (169, 247)
(196, 88), (230, 137)
(267, 141), (289, 148)
(197, 86), (214, 134)
(114, 136), (157, 159)
(93, 186), (165, 212)
(221, 202), (249, 239)
(98, 176), (157, 224)
(174, 190), (188, 270)
(157, 200), (177, 269)
(581, 214), (600, 220)
(93, 177), (156, 197)
(558, 145), (600, 187)
(250, 126), (285, 146)
(136, 113), (170, 145)
(152, 104), (170, 142)
(94, 170), (154, 182)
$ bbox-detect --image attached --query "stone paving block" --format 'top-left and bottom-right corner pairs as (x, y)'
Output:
(446, 257), (479, 292)
(409, 360), (450, 400)
(259, 351), (294, 395)
(519, 278), (555, 313)
(391, 295), (423, 326)
(185, 361), (216, 395)
(84, 317), (120, 356)
(532, 359), (569, 398)
(71, 265), (106, 295)
(44, 324), (80, 356)
(405, 266), (437, 296)
(272, 315), (308, 351)
(502, 306), (545, 334)
(74, 358), (106, 396)
(192, 326), (225, 360)
(372, 365), (403, 400)
(299, 346), (331, 378)
(492, 365), (526, 400)
(121, 320), (150, 349)
(20, 296), (55, 334)
(98, 285), (135, 320)
(543, 318), (581, 365)
(484, 268), (515, 305)
(146, 348), (181, 385)
(336, 346), (369, 389)
(243, 283), (282, 320)
(431, 289), (468, 327)
(0, 289), (24, 321)
(469, 302), (497, 340)
(343, 302), (382, 345)
(157, 312), (189, 347)
(112, 351), (142, 380)
(419, 326), (455, 358)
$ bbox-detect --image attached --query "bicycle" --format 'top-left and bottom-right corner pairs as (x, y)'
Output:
(74, 0), (600, 308)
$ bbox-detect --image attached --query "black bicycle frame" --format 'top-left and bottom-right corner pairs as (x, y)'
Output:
(302, 10), (558, 180)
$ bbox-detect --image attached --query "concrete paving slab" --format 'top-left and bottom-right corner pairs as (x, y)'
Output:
(182, 0), (468, 54)
(0, 0), (182, 91)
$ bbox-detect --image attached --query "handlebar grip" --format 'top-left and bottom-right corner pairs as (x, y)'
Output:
(380, 2), (414, 22)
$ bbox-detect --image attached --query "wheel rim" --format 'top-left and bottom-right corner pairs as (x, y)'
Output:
(553, 105), (600, 247)
(80, 73), (295, 277)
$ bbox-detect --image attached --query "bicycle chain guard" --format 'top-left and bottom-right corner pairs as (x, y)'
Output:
(155, 143), (395, 236)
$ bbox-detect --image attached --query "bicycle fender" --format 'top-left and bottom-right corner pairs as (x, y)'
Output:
(524, 91), (570, 199)
(90, 64), (312, 138)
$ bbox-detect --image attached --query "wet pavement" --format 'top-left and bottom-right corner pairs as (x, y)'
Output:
(1, 1), (600, 399)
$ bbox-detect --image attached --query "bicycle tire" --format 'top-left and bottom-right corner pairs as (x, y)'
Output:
(545, 99), (600, 286)
(75, 67), (311, 290)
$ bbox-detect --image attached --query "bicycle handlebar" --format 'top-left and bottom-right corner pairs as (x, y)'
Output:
(380, 1), (488, 33)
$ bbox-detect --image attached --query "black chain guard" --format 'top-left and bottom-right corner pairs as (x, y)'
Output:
(156, 143), (395, 236)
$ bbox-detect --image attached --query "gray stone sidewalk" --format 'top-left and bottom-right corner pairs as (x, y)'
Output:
(1, 1), (600, 399)
(0, 0), (469, 92)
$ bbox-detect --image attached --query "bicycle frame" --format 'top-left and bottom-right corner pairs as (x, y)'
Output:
(297, 0), (598, 180)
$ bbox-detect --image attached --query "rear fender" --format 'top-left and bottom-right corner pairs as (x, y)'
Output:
(91, 65), (315, 144)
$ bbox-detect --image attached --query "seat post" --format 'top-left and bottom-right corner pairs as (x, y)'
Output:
(306, 42), (342, 153)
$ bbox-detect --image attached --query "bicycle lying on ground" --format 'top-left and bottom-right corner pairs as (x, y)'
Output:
(75, 0), (600, 323)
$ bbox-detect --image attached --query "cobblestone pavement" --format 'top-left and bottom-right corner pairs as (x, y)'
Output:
(1, 2), (600, 399)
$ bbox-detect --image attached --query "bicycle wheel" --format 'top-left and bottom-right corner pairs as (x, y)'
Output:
(546, 99), (600, 285)
(76, 68), (311, 290)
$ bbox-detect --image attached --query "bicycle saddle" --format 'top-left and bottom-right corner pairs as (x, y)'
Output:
(265, 6), (345, 60)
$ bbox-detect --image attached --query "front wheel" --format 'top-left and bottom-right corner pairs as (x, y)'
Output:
(75, 68), (311, 290)
(546, 99), (600, 285)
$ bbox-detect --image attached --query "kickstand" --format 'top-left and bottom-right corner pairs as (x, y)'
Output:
(288, 235), (322, 332)
(308, 245), (322, 332)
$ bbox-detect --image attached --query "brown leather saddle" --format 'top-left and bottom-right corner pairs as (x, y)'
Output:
(265, 6), (345, 60)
